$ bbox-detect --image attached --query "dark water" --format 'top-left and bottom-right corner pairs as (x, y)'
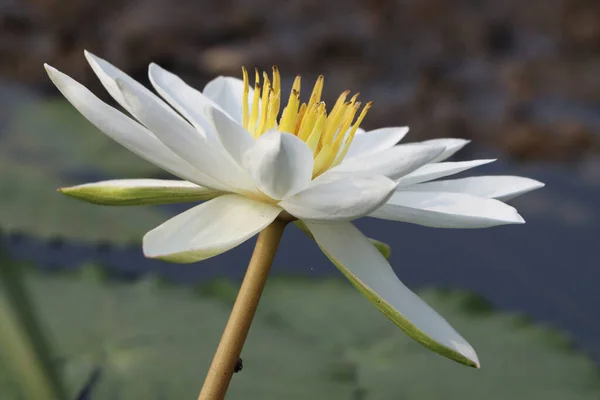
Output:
(1, 81), (599, 364)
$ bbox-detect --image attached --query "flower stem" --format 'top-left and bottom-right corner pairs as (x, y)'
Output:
(197, 218), (288, 400)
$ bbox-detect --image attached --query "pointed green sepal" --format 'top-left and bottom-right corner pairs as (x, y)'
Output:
(58, 179), (222, 206)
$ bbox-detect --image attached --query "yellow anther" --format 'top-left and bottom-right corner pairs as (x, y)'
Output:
(323, 90), (350, 136)
(271, 66), (281, 121)
(312, 144), (334, 176)
(272, 66), (281, 92)
(294, 103), (307, 135)
(308, 75), (324, 105)
(333, 101), (373, 166)
(306, 109), (327, 154)
(266, 92), (279, 130)
(248, 69), (261, 136)
(292, 75), (301, 93)
(256, 73), (271, 136)
(239, 67), (372, 175)
(322, 101), (350, 146)
(314, 103), (359, 174)
(297, 102), (318, 141)
(332, 102), (360, 152)
(242, 67), (249, 129)
(279, 89), (300, 133)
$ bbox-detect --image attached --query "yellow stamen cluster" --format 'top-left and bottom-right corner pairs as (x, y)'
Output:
(241, 66), (372, 177)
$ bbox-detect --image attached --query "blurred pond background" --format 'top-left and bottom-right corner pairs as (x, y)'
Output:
(1, 0), (600, 399)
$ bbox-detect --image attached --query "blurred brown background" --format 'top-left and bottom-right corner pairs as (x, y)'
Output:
(3, 0), (600, 161)
(1, 1), (600, 398)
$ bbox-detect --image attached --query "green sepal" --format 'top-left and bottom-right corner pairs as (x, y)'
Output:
(58, 181), (222, 206)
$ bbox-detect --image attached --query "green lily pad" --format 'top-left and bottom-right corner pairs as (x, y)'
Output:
(256, 280), (600, 399)
(0, 263), (598, 400)
(0, 265), (353, 400)
(3, 98), (162, 177)
(0, 158), (169, 242)
(0, 98), (174, 242)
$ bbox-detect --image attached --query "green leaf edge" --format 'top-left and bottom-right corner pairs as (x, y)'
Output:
(294, 221), (478, 368)
(58, 184), (222, 206)
(294, 221), (391, 259)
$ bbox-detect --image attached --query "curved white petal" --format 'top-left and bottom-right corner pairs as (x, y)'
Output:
(115, 78), (256, 193)
(59, 179), (222, 205)
(44, 64), (219, 188)
(280, 174), (397, 221)
(85, 50), (156, 114)
(404, 176), (545, 201)
(396, 159), (496, 187)
(203, 76), (254, 124)
(148, 63), (226, 140)
(370, 191), (525, 228)
(332, 144), (445, 180)
(143, 194), (281, 263)
(208, 106), (256, 167)
(418, 138), (470, 162)
(242, 130), (313, 200)
(305, 221), (479, 367)
(345, 127), (409, 159)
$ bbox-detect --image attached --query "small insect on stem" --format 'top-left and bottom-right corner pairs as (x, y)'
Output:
(234, 357), (243, 373)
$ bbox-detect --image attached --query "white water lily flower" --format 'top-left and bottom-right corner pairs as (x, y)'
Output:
(46, 51), (544, 368)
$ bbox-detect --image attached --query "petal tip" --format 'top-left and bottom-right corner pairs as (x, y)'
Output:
(532, 180), (545, 190)
(467, 357), (481, 369)
(83, 49), (98, 61)
(148, 62), (161, 73)
(44, 63), (57, 75)
(514, 212), (526, 224)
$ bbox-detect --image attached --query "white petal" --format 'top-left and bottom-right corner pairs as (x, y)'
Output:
(332, 144), (445, 180)
(403, 176), (545, 201)
(148, 63), (226, 139)
(280, 174), (397, 221)
(203, 76), (253, 124)
(208, 106), (256, 167)
(370, 191), (525, 228)
(59, 179), (222, 205)
(418, 138), (470, 162)
(149, 63), (257, 166)
(85, 50), (156, 114)
(116, 78), (256, 193)
(44, 64), (219, 188)
(242, 130), (313, 200)
(345, 127), (409, 159)
(143, 194), (281, 263)
(305, 221), (479, 367)
(396, 159), (496, 187)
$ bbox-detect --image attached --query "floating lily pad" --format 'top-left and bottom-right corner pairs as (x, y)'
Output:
(0, 265), (353, 400)
(0, 97), (174, 242)
(257, 279), (600, 399)
(0, 264), (598, 400)
(3, 98), (162, 177)
(0, 158), (169, 242)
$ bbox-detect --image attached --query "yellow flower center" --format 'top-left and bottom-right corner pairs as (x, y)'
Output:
(241, 67), (372, 177)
